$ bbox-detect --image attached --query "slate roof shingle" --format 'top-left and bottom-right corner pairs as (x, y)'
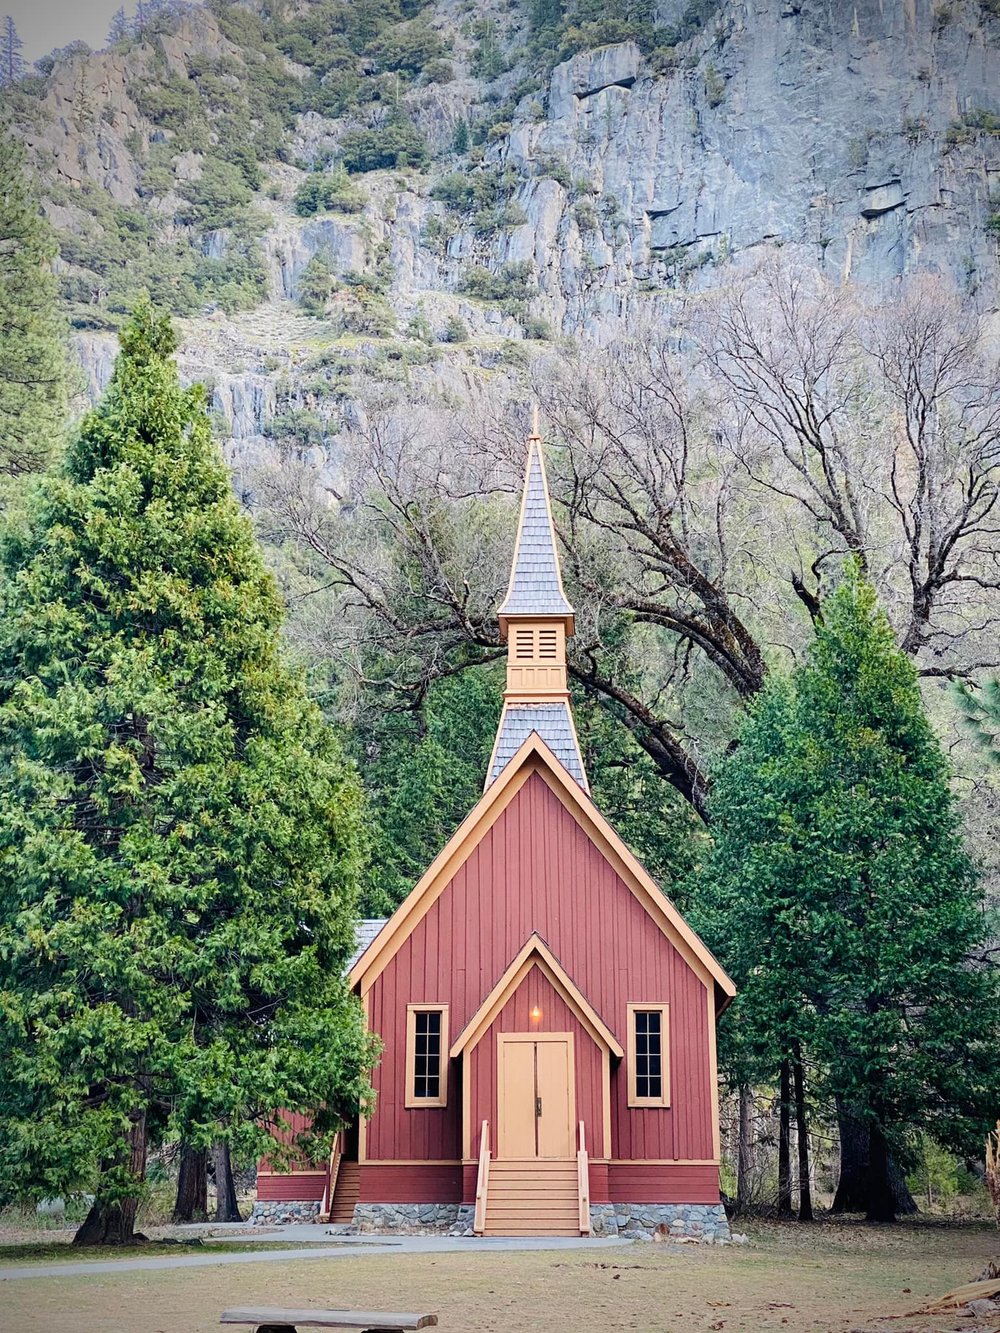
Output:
(348, 917), (388, 970)
(487, 702), (588, 791)
(498, 442), (574, 618)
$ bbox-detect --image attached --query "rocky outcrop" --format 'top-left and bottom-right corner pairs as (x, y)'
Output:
(549, 40), (642, 115)
(26, 9), (241, 207)
(25, 0), (1000, 453)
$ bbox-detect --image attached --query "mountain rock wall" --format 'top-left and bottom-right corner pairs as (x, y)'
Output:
(19, 0), (1000, 453)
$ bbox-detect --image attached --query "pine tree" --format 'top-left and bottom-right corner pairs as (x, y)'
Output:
(0, 123), (67, 476)
(697, 562), (1000, 1222)
(0, 17), (23, 87)
(107, 7), (130, 45)
(954, 677), (1000, 765)
(452, 118), (469, 155)
(0, 301), (375, 1245)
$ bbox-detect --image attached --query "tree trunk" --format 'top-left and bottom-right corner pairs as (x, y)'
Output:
(888, 1153), (919, 1216)
(73, 1111), (148, 1246)
(866, 1121), (897, 1223)
(777, 1060), (793, 1216)
(173, 1145), (208, 1223)
(791, 1043), (813, 1222)
(832, 1103), (918, 1215)
(213, 1141), (242, 1223)
(736, 1084), (753, 1215)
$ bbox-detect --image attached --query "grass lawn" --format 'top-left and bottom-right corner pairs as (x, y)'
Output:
(2, 1218), (999, 1333)
(0, 1239), (306, 1264)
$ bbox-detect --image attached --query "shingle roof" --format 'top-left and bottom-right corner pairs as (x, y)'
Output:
(348, 918), (388, 970)
(487, 702), (588, 791)
(498, 441), (574, 619)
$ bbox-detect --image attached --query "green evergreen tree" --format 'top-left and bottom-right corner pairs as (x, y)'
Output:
(356, 668), (502, 914)
(452, 117), (469, 155)
(954, 677), (1000, 764)
(0, 301), (375, 1245)
(1, 17), (24, 87)
(697, 562), (1000, 1222)
(107, 7), (130, 45)
(0, 123), (68, 476)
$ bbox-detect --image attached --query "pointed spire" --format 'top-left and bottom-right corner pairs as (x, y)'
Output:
(498, 427), (574, 630)
(487, 417), (588, 794)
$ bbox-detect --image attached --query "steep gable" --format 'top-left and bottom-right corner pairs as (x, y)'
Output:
(350, 734), (734, 1008)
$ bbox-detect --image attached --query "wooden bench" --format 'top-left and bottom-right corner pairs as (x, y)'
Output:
(220, 1308), (437, 1333)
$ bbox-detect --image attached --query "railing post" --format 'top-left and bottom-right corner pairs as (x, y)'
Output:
(474, 1120), (490, 1235)
(577, 1120), (591, 1235)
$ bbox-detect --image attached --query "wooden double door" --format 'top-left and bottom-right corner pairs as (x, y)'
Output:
(497, 1033), (575, 1159)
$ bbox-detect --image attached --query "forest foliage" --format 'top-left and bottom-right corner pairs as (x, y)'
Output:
(0, 301), (375, 1242)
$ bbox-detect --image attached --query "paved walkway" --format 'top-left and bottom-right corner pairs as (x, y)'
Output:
(0, 1232), (628, 1281)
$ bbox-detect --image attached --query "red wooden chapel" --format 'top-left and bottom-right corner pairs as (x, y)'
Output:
(256, 426), (735, 1238)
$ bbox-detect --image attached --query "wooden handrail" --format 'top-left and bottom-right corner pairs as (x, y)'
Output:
(473, 1120), (490, 1235)
(577, 1120), (590, 1235)
(323, 1133), (343, 1222)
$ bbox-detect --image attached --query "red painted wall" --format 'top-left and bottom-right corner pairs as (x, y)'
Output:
(359, 1164), (462, 1204)
(608, 1164), (720, 1204)
(365, 769), (715, 1168)
(257, 1172), (326, 1202)
(257, 1110), (330, 1201)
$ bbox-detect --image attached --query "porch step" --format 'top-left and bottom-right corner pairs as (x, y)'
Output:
(329, 1160), (360, 1223)
(483, 1159), (580, 1237)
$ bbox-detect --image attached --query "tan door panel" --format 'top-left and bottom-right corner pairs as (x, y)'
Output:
(497, 1034), (575, 1160)
(498, 1038), (537, 1158)
(535, 1039), (574, 1158)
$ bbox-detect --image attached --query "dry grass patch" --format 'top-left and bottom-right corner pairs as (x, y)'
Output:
(3, 1218), (1000, 1333)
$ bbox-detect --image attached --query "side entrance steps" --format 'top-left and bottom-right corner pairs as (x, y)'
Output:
(483, 1159), (580, 1236)
(328, 1160), (360, 1223)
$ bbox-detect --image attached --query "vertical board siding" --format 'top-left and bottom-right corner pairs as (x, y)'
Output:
(366, 770), (715, 1170)
(258, 1111), (324, 1175)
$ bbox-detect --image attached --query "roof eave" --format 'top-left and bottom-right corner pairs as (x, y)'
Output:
(498, 609), (575, 639)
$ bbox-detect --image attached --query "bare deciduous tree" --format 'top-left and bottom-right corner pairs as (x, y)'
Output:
(253, 263), (1000, 821)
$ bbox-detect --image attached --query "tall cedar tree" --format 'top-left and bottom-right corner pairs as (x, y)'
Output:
(0, 302), (376, 1244)
(0, 122), (67, 475)
(696, 563), (1000, 1222)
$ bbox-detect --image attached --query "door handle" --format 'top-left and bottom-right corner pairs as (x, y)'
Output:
(535, 1096), (542, 1117)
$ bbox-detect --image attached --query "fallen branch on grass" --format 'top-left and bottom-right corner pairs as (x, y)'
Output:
(921, 1275), (1000, 1313)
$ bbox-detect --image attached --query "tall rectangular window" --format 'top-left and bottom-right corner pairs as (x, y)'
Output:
(627, 1003), (670, 1108)
(405, 1004), (449, 1108)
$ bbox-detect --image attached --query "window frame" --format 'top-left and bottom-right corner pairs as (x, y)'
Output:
(405, 1003), (449, 1109)
(626, 1002), (670, 1108)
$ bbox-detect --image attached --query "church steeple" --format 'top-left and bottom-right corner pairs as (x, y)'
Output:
(486, 418), (588, 793)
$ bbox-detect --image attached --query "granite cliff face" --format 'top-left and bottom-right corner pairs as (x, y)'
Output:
(14, 0), (1000, 456)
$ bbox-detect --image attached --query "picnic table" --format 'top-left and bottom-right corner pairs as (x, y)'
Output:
(220, 1308), (438, 1333)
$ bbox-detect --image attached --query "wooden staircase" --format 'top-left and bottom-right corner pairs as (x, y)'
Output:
(483, 1159), (580, 1236)
(328, 1160), (360, 1223)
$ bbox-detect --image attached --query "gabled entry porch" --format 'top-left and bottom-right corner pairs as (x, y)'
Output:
(450, 934), (623, 1236)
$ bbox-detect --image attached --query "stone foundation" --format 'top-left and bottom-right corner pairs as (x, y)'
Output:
(589, 1202), (730, 1242)
(353, 1202), (467, 1233)
(249, 1199), (321, 1226)
(247, 1198), (730, 1241)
